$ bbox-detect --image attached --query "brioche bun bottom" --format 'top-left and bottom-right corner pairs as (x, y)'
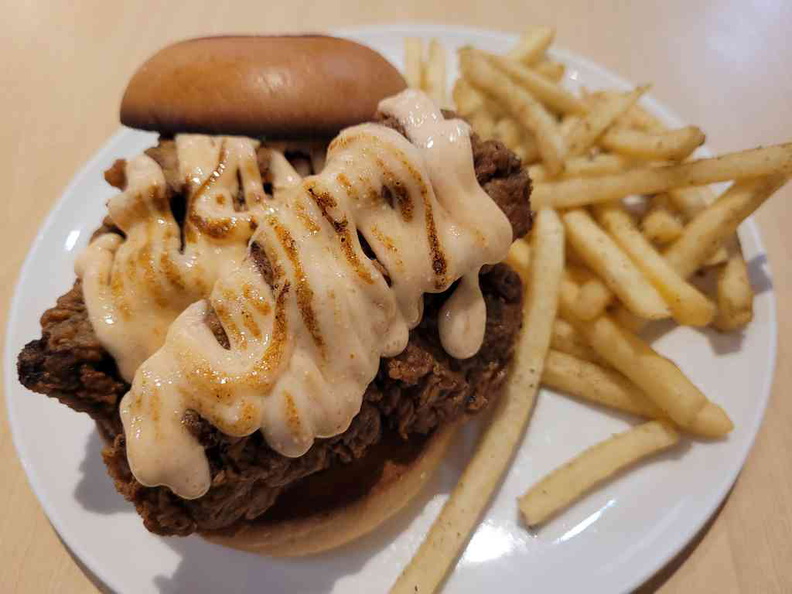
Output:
(203, 423), (460, 556)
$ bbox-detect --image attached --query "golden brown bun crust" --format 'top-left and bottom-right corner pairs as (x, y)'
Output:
(203, 423), (460, 556)
(120, 35), (407, 138)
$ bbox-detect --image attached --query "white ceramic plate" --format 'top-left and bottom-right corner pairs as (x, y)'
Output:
(5, 24), (776, 594)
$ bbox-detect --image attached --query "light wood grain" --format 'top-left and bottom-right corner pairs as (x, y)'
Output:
(1, 1), (790, 592)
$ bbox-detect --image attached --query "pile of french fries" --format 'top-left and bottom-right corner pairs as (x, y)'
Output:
(394, 30), (789, 593)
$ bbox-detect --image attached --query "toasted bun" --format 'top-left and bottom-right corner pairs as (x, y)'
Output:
(203, 422), (459, 556)
(120, 35), (406, 138)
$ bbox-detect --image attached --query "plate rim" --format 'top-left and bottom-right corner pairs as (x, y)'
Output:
(3, 23), (778, 594)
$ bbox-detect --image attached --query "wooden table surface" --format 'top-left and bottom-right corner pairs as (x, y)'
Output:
(1, 1), (790, 592)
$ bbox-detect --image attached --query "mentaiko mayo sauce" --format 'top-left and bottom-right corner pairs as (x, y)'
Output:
(78, 90), (513, 499)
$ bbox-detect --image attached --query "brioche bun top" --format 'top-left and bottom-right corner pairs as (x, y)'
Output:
(120, 35), (407, 139)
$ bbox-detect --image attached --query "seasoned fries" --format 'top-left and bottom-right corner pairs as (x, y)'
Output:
(550, 319), (600, 362)
(558, 294), (733, 437)
(482, 50), (586, 115)
(493, 117), (526, 152)
(403, 37), (424, 89)
(533, 143), (792, 208)
(514, 134), (541, 164)
(532, 58), (565, 82)
(593, 203), (715, 326)
(519, 421), (680, 526)
(575, 272), (614, 320)
(506, 239), (531, 281)
(563, 209), (669, 319)
(467, 109), (498, 139)
(713, 254), (754, 331)
(559, 113), (581, 137)
(528, 153), (630, 183)
(403, 38), (447, 106)
(561, 259), (613, 320)
(391, 210), (565, 594)
(452, 78), (486, 115)
(704, 246), (730, 267)
(661, 187), (729, 265)
(393, 28), (789, 582)
(617, 101), (667, 133)
(459, 47), (567, 174)
(424, 39), (447, 106)
(543, 350), (663, 418)
(641, 199), (684, 244)
(600, 126), (705, 161)
(507, 26), (555, 64)
(565, 87), (648, 156)
(665, 175), (787, 278)
(667, 186), (710, 219)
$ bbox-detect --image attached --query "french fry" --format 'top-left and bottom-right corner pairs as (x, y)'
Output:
(704, 246), (730, 267)
(569, 213), (676, 321)
(665, 175), (787, 278)
(528, 153), (631, 183)
(481, 50), (586, 115)
(590, 90), (667, 133)
(393, 25), (791, 573)
(452, 78), (486, 116)
(563, 259), (614, 320)
(424, 39), (447, 106)
(713, 254), (754, 331)
(558, 286), (733, 437)
(515, 134), (541, 164)
(506, 239), (531, 281)
(559, 113), (581, 137)
(550, 318), (601, 363)
(485, 117), (541, 163)
(459, 47), (567, 174)
(494, 117), (525, 151)
(617, 101), (667, 133)
(565, 86), (649, 156)
(467, 109), (498, 139)
(663, 187), (728, 265)
(543, 350), (663, 418)
(611, 305), (647, 333)
(600, 126), (705, 161)
(561, 265), (628, 328)
(532, 143), (792, 209)
(563, 209), (669, 319)
(508, 26), (555, 65)
(642, 212), (684, 245)
(593, 203), (715, 326)
(532, 59), (565, 82)
(392, 209), (564, 594)
(667, 186), (709, 219)
(404, 38), (424, 89)
(575, 273), (614, 320)
(641, 198), (684, 244)
(519, 421), (680, 526)
(559, 268), (586, 318)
